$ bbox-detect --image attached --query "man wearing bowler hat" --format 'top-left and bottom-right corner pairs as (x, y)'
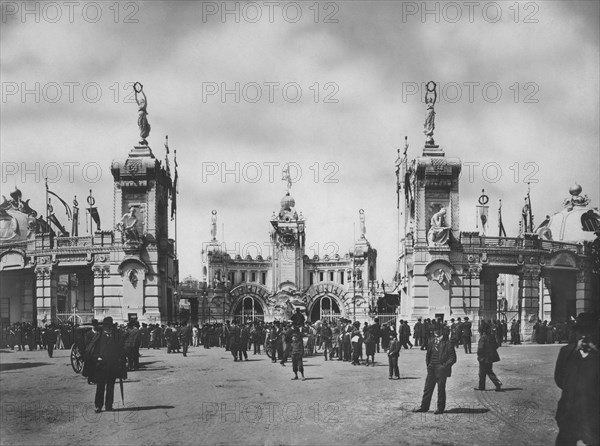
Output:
(413, 324), (457, 415)
(554, 312), (599, 446)
(83, 316), (127, 413)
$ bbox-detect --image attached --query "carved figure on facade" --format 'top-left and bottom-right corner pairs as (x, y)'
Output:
(128, 269), (139, 288)
(0, 188), (40, 240)
(134, 82), (151, 145)
(427, 207), (450, 246)
(117, 206), (140, 245)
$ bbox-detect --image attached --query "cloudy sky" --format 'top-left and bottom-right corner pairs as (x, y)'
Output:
(1, 0), (598, 282)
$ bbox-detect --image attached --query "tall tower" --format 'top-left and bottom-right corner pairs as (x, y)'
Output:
(107, 84), (177, 323)
(399, 81), (462, 322)
(270, 165), (306, 291)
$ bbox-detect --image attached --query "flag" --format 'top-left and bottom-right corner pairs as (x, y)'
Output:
(88, 207), (101, 231)
(498, 199), (507, 237)
(72, 199), (79, 237)
(171, 149), (178, 220)
(164, 135), (172, 193)
(46, 184), (72, 221)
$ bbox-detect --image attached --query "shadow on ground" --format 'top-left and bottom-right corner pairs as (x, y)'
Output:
(0, 362), (49, 372)
(114, 405), (175, 412)
(446, 407), (490, 414)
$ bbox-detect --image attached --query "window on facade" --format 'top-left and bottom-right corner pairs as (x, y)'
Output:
(251, 272), (256, 282)
(229, 271), (235, 284)
(329, 271), (334, 282)
(340, 271), (344, 285)
(261, 272), (266, 285)
(319, 272), (324, 282)
(241, 272), (246, 282)
(309, 272), (314, 285)
(581, 210), (600, 232)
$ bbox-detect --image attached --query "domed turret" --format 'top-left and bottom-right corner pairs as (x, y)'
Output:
(280, 193), (295, 211)
(536, 185), (599, 242)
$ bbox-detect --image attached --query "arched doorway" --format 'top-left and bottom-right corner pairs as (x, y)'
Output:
(233, 296), (265, 323)
(310, 296), (341, 323)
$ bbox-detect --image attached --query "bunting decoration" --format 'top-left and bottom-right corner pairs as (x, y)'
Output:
(476, 189), (489, 236)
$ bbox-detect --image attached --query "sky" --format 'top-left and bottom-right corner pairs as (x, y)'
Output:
(1, 0), (599, 283)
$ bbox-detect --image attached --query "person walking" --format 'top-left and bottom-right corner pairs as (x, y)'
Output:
(44, 324), (57, 358)
(180, 322), (193, 357)
(388, 332), (400, 379)
(412, 326), (457, 414)
(474, 322), (502, 391)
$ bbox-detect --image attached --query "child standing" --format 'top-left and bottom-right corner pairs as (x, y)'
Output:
(291, 333), (305, 381)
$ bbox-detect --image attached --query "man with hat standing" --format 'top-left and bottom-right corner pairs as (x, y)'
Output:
(554, 312), (599, 446)
(413, 325), (457, 414)
(83, 316), (127, 413)
(461, 317), (472, 354)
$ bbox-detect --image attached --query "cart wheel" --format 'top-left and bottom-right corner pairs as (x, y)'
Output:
(71, 344), (84, 374)
(265, 342), (273, 359)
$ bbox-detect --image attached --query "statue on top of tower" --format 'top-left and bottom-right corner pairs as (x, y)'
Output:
(134, 82), (151, 145)
(359, 209), (366, 239)
(210, 210), (217, 241)
(282, 163), (293, 194)
(423, 81), (437, 147)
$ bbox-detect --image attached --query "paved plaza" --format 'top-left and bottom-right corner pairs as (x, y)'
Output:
(1, 343), (562, 446)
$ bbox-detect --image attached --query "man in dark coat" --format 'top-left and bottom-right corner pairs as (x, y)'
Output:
(413, 318), (422, 348)
(124, 322), (140, 370)
(179, 322), (193, 357)
(554, 312), (599, 446)
(83, 317), (127, 413)
(413, 326), (457, 414)
(461, 317), (472, 353)
(474, 322), (502, 391)
(43, 324), (57, 358)
(291, 308), (305, 327)
(238, 322), (250, 361)
(228, 320), (241, 361)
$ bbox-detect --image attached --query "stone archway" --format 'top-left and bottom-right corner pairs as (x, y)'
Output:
(305, 283), (349, 322)
(229, 283), (270, 321)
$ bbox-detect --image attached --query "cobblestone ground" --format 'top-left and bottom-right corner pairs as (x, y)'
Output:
(0, 343), (562, 446)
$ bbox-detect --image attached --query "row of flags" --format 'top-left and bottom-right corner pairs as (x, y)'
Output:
(43, 134), (179, 237)
(164, 135), (178, 221)
(45, 182), (100, 237)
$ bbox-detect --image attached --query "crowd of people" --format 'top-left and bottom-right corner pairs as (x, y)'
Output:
(532, 319), (575, 344)
(1, 321), (76, 355)
(3, 310), (598, 445)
